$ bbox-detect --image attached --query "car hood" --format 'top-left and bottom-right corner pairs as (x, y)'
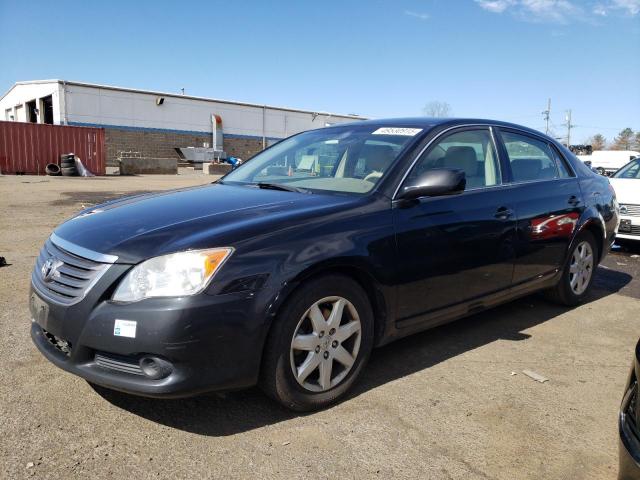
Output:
(609, 178), (639, 205)
(53, 183), (360, 263)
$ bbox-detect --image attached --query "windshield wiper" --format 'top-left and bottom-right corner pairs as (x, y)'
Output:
(255, 182), (310, 193)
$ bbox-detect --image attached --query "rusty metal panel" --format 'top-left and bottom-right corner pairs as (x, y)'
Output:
(0, 121), (105, 175)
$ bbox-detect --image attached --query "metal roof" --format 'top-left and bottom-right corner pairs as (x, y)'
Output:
(1, 79), (364, 119)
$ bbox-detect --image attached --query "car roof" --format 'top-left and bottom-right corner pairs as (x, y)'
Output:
(331, 117), (548, 139)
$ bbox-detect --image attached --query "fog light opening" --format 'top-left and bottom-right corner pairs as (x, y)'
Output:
(139, 356), (172, 379)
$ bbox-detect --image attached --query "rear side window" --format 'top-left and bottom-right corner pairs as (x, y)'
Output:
(502, 131), (560, 182)
(550, 145), (574, 178)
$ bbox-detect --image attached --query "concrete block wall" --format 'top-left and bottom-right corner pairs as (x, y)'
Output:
(105, 127), (264, 166)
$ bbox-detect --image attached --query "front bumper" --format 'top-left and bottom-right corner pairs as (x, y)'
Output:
(29, 282), (271, 398)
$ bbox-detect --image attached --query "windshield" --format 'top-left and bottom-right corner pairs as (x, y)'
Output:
(221, 126), (423, 194)
(613, 159), (640, 179)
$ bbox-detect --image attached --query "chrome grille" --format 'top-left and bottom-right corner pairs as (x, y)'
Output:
(31, 234), (115, 306)
(620, 204), (640, 217)
(95, 353), (144, 376)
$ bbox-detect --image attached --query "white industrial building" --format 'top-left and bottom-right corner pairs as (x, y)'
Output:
(0, 80), (363, 164)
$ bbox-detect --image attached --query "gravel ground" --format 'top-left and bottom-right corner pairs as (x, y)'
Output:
(1, 173), (639, 480)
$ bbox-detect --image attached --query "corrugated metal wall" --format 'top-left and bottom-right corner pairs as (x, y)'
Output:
(0, 121), (105, 175)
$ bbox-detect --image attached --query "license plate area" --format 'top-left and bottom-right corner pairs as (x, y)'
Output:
(30, 292), (50, 328)
(620, 219), (632, 233)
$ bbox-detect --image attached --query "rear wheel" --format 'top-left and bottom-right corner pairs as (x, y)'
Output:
(546, 231), (598, 306)
(260, 275), (374, 411)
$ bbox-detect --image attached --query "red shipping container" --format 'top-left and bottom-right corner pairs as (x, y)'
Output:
(0, 121), (105, 175)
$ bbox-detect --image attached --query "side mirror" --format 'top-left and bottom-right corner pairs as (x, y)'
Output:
(398, 168), (466, 200)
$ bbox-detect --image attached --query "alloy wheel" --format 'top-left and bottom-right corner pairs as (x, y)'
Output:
(569, 241), (594, 295)
(290, 296), (362, 392)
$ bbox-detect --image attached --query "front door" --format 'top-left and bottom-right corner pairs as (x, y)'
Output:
(393, 127), (516, 327)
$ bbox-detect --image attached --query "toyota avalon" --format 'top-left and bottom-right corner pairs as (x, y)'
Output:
(29, 118), (618, 411)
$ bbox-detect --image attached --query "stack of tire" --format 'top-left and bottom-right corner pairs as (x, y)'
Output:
(60, 154), (78, 176)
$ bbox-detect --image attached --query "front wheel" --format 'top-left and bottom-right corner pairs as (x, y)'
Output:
(260, 275), (374, 411)
(546, 231), (598, 306)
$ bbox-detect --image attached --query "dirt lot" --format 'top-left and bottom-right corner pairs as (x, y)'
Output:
(1, 173), (639, 479)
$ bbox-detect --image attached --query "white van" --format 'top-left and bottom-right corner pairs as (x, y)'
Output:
(577, 150), (639, 175)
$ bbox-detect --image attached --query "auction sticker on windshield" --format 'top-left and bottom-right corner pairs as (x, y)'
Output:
(372, 127), (422, 136)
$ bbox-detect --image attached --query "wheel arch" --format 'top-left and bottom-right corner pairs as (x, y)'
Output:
(573, 209), (606, 263)
(267, 259), (391, 347)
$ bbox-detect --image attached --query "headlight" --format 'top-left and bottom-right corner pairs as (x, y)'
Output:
(112, 248), (233, 302)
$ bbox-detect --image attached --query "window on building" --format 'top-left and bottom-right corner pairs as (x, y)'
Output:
(4, 108), (12, 121)
(40, 95), (54, 124)
(26, 100), (38, 123)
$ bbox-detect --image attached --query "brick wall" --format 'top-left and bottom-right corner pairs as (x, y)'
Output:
(105, 127), (265, 166)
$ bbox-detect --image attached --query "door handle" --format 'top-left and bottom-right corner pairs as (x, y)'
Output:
(568, 195), (581, 206)
(494, 206), (513, 220)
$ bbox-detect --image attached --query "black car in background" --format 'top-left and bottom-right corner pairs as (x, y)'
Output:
(620, 339), (640, 480)
(29, 118), (618, 411)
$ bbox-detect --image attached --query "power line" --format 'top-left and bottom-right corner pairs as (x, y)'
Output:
(572, 124), (635, 131)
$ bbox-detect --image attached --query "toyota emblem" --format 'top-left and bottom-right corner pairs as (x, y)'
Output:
(620, 205), (628, 215)
(41, 257), (63, 283)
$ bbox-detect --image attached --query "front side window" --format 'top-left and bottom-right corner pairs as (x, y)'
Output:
(613, 159), (640, 179)
(408, 129), (500, 189)
(221, 126), (421, 194)
(502, 131), (561, 182)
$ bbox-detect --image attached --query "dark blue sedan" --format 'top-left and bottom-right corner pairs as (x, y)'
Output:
(29, 118), (618, 411)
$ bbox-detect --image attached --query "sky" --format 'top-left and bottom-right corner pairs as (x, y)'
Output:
(0, 0), (639, 143)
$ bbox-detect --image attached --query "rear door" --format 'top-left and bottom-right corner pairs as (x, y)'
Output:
(495, 128), (584, 285)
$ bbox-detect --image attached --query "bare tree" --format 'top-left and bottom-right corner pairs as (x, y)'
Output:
(423, 101), (452, 118)
(633, 131), (640, 151)
(612, 128), (635, 150)
(586, 133), (606, 151)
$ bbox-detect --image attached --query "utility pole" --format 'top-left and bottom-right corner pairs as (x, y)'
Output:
(542, 98), (551, 135)
(565, 110), (573, 147)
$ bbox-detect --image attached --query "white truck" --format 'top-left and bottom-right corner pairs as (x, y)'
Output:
(577, 150), (640, 176)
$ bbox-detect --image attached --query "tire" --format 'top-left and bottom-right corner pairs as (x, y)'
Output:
(45, 163), (61, 176)
(545, 230), (598, 306)
(60, 156), (75, 168)
(260, 275), (374, 411)
(61, 166), (77, 176)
